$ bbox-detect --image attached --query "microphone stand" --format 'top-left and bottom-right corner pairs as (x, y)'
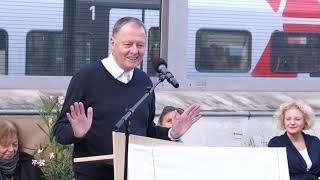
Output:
(113, 73), (166, 180)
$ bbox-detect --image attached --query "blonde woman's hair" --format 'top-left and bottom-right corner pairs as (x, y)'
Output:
(275, 101), (315, 130)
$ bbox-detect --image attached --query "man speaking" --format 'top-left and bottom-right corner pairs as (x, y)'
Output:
(53, 16), (201, 180)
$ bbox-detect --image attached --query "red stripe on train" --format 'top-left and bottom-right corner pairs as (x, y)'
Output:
(283, 0), (320, 18)
(266, 0), (281, 12)
(283, 24), (320, 32)
(253, 0), (320, 77)
(251, 42), (297, 77)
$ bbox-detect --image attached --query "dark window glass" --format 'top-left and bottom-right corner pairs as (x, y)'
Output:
(26, 31), (63, 75)
(0, 30), (8, 75)
(147, 27), (160, 76)
(73, 32), (93, 74)
(195, 29), (251, 73)
(270, 31), (320, 73)
(26, 31), (93, 76)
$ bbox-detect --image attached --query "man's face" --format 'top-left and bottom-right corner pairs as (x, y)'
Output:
(110, 22), (146, 72)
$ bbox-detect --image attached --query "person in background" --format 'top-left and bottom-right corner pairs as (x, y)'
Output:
(268, 101), (320, 180)
(0, 120), (44, 180)
(158, 106), (184, 128)
(158, 106), (185, 143)
(53, 16), (201, 180)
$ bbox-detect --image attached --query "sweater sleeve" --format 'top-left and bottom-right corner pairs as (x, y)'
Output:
(53, 73), (86, 145)
(146, 92), (170, 140)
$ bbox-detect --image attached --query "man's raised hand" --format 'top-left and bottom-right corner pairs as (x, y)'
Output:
(67, 102), (93, 138)
(170, 103), (201, 139)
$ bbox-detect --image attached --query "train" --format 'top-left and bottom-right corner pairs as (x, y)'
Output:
(1, 0), (320, 147)
(1, 0), (320, 90)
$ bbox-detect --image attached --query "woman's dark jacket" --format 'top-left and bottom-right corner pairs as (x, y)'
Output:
(268, 132), (320, 180)
(13, 152), (45, 180)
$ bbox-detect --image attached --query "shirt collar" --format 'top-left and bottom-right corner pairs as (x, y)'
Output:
(101, 54), (134, 80)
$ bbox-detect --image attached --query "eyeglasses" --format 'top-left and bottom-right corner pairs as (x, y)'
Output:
(162, 106), (184, 114)
(175, 107), (184, 114)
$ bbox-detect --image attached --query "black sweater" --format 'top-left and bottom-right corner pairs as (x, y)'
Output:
(53, 60), (169, 179)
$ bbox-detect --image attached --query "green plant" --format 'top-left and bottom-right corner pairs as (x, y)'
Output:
(32, 96), (73, 180)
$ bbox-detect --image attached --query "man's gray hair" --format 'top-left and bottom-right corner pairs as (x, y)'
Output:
(112, 16), (146, 37)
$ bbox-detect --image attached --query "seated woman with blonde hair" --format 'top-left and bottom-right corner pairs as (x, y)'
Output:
(268, 101), (320, 180)
(0, 120), (44, 180)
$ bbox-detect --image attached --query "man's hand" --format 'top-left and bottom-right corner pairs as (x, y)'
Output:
(66, 102), (93, 138)
(170, 103), (201, 139)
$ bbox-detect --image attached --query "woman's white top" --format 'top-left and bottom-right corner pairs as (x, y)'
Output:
(299, 148), (312, 171)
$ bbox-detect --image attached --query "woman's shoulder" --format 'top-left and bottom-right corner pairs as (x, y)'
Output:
(268, 133), (287, 147)
(16, 152), (45, 180)
(268, 136), (280, 147)
(303, 133), (319, 139)
(303, 133), (320, 144)
(18, 151), (34, 162)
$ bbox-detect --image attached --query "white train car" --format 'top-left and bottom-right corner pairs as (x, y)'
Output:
(1, 0), (320, 91)
(1, 0), (320, 146)
(0, 0), (63, 75)
(161, 0), (320, 91)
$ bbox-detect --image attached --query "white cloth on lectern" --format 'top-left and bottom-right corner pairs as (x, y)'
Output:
(128, 144), (290, 180)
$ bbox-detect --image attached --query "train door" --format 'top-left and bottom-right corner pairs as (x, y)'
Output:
(71, 0), (161, 76)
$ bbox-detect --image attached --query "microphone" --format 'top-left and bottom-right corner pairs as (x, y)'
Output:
(152, 58), (179, 88)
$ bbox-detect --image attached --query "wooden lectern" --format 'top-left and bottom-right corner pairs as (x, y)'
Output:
(74, 132), (290, 180)
(74, 132), (183, 180)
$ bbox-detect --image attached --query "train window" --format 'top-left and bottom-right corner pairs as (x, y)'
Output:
(195, 29), (251, 73)
(0, 29), (8, 75)
(73, 32), (93, 74)
(147, 27), (160, 76)
(26, 31), (63, 76)
(26, 31), (93, 76)
(270, 32), (320, 73)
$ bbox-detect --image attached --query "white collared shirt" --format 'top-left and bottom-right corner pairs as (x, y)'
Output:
(101, 54), (133, 84)
(101, 54), (175, 140)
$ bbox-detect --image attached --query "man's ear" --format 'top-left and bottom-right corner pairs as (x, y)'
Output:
(109, 37), (115, 48)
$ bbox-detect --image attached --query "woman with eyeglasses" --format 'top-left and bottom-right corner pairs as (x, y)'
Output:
(158, 106), (185, 143)
(158, 106), (184, 128)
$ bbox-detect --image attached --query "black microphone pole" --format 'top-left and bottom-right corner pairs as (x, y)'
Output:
(113, 73), (166, 180)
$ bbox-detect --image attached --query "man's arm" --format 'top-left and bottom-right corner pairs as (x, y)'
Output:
(53, 74), (86, 145)
(146, 92), (171, 140)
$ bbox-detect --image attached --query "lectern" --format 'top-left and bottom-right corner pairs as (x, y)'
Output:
(74, 132), (182, 180)
(74, 132), (290, 180)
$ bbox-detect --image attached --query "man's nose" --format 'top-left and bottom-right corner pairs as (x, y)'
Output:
(130, 44), (138, 54)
